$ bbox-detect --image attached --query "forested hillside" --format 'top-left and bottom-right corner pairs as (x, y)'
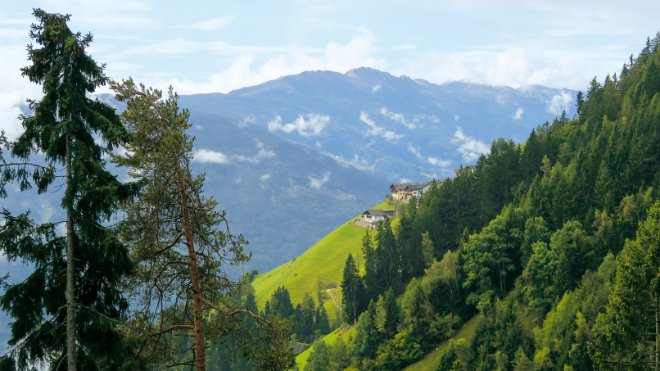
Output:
(303, 35), (660, 370)
(1, 8), (658, 371)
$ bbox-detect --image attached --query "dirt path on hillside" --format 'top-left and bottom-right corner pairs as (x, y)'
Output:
(325, 288), (340, 312)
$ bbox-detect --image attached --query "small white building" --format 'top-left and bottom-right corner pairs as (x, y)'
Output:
(361, 209), (396, 225)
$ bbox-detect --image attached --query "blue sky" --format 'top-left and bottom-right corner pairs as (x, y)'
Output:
(1, 0), (658, 138)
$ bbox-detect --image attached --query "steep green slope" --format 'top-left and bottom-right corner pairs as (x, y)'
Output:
(252, 200), (397, 320)
(404, 315), (480, 371)
(295, 326), (358, 370)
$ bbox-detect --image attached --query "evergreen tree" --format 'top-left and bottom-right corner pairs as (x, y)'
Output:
(375, 288), (400, 338)
(421, 232), (435, 268)
(304, 340), (331, 371)
(112, 80), (254, 370)
(575, 91), (584, 116)
(400, 278), (433, 341)
(296, 294), (316, 342)
(267, 286), (294, 320)
(520, 216), (550, 267)
(592, 201), (660, 369)
(522, 241), (558, 315)
(341, 254), (365, 324)
(551, 220), (594, 293)
(362, 230), (379, 300)
(353, 301), (380, 359)
(314, 304), (330, 336)
(1, 9), (137, 370)
(398, 206), (425, 281)
(375, 219), (402, 294)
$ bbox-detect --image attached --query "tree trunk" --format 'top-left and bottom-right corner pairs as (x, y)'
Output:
(66, 135), (77, 371)
(655, 291), (660, 371)
(177, 167), (206, 371)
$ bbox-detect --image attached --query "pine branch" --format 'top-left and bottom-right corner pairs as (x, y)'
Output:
(148, 324), (194, 337)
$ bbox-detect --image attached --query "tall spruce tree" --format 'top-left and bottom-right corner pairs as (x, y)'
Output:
(0, 9), (137, 370)
(111, 80), (260, 370)
(341, 253), (365, 324)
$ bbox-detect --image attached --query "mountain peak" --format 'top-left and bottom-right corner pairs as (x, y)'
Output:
(345, 66), (395, 80)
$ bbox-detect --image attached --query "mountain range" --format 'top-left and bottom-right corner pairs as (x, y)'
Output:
(175, 67), (576, 270)
(2, 68), (576, 273)
(0, 67), (576, 352)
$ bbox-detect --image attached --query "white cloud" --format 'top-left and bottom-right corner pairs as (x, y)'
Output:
(379, 107), (416, 129)
(409, 144), (452, 168)
(0, 28), (25, 40)
(233, 141), (275, 163)
(372, 84), (381, 92)
(267, 113), (330, 137)
(151, 28), (384, 94)
(382, 131), (403, 142)
(359, 112), (380, 135)
(124, 37), (204, 55)
(547, 91), (572, 115)
(0, 92), (26, 141)
(259, 173), (271, 182)
(238, 115), (256, 128)
(394, 39), (629, 90)
(308, 172), (331, 190)
(359, 112), (403, 142)
(0, 41), (42, 140)
(329, 153), (374, 171)
(38, 0), (154, 29)
(427, 156), (452, 168)
(193, 141), (275, 165)
(513, 107), (524, 120)
(408, 144), (423, 160)
(185, 16), (235, 31)
(193, 149), (230, 164)
(452, 127), (489, 163)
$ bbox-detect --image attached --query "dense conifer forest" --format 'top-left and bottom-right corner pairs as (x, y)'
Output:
(314, 35), (660, 370)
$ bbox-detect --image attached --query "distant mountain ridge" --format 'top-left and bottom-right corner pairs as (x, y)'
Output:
(1, 67), (577, 353)
(181, 67), (576, 181)
(171, 67), (575, 270)
(3, 68), (576, 273)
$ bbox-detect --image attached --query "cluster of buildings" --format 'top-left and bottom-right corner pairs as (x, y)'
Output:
(360, 181), (437, 227)
(388, 182), (436, 202)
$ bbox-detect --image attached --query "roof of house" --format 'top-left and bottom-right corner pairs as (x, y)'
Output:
(363, 209), (396, 217)
(390, 182), (428, 192)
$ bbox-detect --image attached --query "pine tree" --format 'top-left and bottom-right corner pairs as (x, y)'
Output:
(421, 232), (435, 268)
(375, 288), (400, 338)
(267, 286), (294, 320)
(353, 301), (379, 359)
(376, 219), (402, 294)
(592, 201), (660, 369)
(362, 230), (379, 300)
(341, 254), (365, 324)
(112, 80), (254, 370)
(304, 340), (331, 371)
(315, 304), (330, 336)
(398, 204), (425, 282)
(1, 9), (137, 370)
